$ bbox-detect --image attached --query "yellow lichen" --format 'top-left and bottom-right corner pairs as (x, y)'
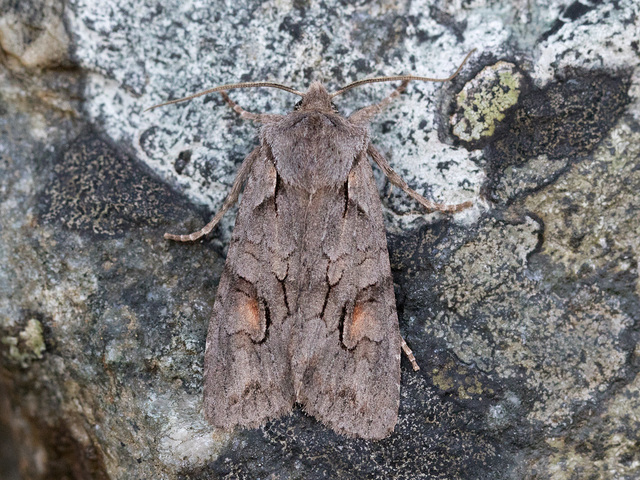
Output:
(451, 61), (522, 142)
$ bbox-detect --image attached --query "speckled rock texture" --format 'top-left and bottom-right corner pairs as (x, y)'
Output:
(1, 0), (639, 479)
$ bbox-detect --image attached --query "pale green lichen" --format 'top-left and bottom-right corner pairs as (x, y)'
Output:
(2, 318), (46, 367)
(430, 358), (494, 401)
(433, 216), (632, 428)
(531, 368), (640, 479)
(525, 122), (640, 284)
(451, 61), (522, 142)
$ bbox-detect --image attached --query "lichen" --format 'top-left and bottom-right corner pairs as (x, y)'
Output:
(432, 216), (632, 427)
(451, 61), (522, 142)
(430, 358), (494, 400)
(529, 368), (640, 479)
(524, 122), (640, 285)
(1, 318), (46, 367)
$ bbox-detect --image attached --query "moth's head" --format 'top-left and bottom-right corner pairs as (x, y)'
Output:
(293, 82), (339, 114)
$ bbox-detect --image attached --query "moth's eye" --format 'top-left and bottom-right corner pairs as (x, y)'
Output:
(294, 100), (303, 111)
(331, 102), (339, 114)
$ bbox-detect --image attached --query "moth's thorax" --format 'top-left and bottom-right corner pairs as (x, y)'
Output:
(295, 81), (334, 113)
(261, 86), (369, 192)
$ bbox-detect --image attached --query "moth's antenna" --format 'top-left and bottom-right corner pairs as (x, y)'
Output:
(330, 49), (476, 98)
(145, 82), (304, 111)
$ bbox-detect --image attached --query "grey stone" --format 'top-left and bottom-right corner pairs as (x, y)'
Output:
(1, 0), (639, 478)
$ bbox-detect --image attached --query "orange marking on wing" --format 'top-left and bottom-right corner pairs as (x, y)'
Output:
(239, 296), (261, 333)
(350, 303), (367, 340)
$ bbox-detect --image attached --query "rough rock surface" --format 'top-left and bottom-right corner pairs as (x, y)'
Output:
(1, 0), (639, 479)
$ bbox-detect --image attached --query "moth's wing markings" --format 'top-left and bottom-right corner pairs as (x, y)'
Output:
(296, 151), (401, 440)
(203, 148), (295, 430)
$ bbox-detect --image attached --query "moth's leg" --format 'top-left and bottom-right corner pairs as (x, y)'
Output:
(219, 91), (264, 122)
(348, 80), (409, 124)
(219, 92), (282, 123)
(401, 337), (420, 371)
(368, 144), (472, 214)
(164, 146), (261, 242)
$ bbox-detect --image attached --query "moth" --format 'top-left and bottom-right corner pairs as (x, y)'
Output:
(149, 51), (474, 439)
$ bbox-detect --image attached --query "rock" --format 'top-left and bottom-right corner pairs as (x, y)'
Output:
(1, 0), (639, 478)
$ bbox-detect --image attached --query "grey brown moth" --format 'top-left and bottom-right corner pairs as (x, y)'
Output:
(149, 50), (475, 439)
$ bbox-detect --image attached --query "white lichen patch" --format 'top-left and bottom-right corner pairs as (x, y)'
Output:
(534, 0), (640, 85)
(147, 391), (230, 467)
